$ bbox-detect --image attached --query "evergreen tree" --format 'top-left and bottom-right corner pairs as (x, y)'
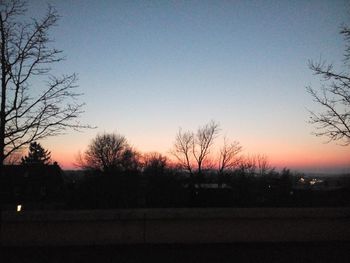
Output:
(22, 142), (51, 165)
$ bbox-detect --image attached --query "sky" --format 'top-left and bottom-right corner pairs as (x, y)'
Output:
(24, 0), (350, 173)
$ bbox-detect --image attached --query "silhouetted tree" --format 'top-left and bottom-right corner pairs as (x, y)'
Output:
(0, 1), (88, 167)
(256, 154), (273, 176)
(307, 26), (350, 145)
(78, 133), (140, 173)
(120, 147), (141, 172)
(218, 138), (242, 175)
(239, 154), (273, 176)
(172, 128), (194, 175)
(217, 138), (242, 188)
(238, 155), (257, 175)
(143, 152), (168, 175)
(172, 121), (219, 176)
(21, 141), (51, 165)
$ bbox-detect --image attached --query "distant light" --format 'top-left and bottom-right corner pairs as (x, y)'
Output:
(310, 179), (316, 185)
(17, 204), (22, 212)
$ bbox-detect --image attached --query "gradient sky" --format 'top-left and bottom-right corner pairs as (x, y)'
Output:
(25, 0), (350, 173)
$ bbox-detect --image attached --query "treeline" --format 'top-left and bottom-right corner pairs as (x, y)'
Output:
(61, 121), (350, 209)
(75, 121), (274, 176)
(15, 122), (350, 209)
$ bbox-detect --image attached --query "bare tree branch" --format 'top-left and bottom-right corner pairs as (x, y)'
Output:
(0, 1), (91, 164)
(307, 26), (350, 146)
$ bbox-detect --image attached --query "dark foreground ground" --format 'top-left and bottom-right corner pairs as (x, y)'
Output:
(1, 242), (350, 263)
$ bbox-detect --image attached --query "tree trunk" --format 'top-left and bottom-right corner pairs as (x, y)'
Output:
(0, 14), (6, 172)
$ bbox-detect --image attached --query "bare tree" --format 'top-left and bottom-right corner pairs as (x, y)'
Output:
(79, 133), (129, 172)
(194, 121), (220, 174)
(142, 152), (168, 175)
(307, 26), (350, 145)
(238, 154), (272, 176)
(172, 128), (194, 176)
(256, 154), (272, 176)
(0, 1), (88, 165)
(239, 155), (257, 175)
(171, 121), (220, 176)
(218, 138), (242, 175)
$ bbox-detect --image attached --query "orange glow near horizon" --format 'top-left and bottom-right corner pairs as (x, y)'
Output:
(51, 138), (350, 173)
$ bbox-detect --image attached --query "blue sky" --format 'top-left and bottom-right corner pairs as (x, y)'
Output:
(26, 0), (350, 172)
